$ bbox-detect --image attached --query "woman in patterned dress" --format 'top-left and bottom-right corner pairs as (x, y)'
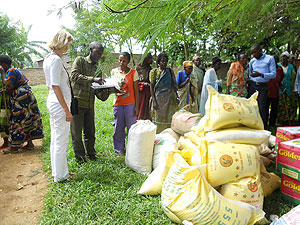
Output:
(149, 53), (179, 133)
(226, 53), (248, 97)
(0, 55), (44, 153)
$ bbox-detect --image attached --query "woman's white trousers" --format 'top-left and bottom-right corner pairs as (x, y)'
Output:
(47, 100), (70, 182)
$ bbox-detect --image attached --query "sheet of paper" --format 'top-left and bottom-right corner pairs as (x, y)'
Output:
(92, 77), (120, 90)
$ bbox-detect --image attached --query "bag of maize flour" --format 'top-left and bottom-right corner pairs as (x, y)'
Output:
(161, 153), (265, 225)
(138, 150), (179, 195)
(205, 127), (271, 145)
(138, 149), (196, 195)
(184, 131), (205, 146)
(260, 163), (281, 197)
(178, 136), (207, 166)
(125, 120), (156, 175)
(178, 136), (199, 151)
(152, 133), (178, 170)
(204, 86), (264, 131)
(219, 175), (264, 209)
(207, 142), (260, 187)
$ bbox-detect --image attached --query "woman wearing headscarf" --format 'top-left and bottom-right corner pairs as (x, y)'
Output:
(149, 53), (178, 133)
(226, 53), (248, 97)
(176, 61), (198, 113)
(136, 53), (153, 120)
(199, 56), (222, 115)
(191, 54), (205, 110)
(277, 51), (297, 124)
(0, 55), (44, 154)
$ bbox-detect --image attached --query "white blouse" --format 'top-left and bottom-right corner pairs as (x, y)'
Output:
(43, 53), (71, 103)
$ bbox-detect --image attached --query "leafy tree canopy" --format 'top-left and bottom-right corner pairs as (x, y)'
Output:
(0, 12), (48, 68)
(65, 0), (300, 66)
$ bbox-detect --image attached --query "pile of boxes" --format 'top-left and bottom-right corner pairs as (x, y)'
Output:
(276, 127), (300, 205)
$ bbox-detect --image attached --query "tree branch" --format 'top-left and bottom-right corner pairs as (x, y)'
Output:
(122, 0), (167, 9)
(104, 0), (149, 13)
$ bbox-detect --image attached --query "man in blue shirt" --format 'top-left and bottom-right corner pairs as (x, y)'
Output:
(248, 44), (276, 129)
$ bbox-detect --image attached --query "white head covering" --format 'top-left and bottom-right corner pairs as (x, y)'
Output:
(281, 51), (290, 58)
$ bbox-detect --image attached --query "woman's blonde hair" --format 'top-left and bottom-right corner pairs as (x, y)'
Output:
(48, 29), (74, 51)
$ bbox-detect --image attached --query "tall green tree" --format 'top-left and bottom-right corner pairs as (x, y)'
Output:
(66, 0), (300, 65)
(0, 12), (48, 68)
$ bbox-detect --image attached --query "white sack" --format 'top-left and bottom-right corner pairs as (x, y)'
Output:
(125, 120), (157, 175)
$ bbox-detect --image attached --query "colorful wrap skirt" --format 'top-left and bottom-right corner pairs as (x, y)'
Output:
(9, 84), (44, 147)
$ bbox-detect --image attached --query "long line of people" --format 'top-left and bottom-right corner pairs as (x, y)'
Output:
(1, 29), (299, 184)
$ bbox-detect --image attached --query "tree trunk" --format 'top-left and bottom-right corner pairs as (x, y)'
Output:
(182, 22), (189, 60)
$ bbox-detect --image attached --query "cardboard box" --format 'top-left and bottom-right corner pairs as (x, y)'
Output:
(276, 138), (300, 180)
(280, 174), (300, 205)
(276, 126), (300, 144)
(277, 163), (300, 181)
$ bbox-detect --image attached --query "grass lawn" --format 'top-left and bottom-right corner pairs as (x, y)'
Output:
(32, 85), (297, 225)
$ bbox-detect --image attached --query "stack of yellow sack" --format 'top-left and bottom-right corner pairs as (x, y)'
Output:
(138, 86), (280, 224)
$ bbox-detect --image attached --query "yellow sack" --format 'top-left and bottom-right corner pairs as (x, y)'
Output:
(161, 154), (265, 225)
(207, 142), (260, 187)
(178, 136), (207, 166)
(219, 175), (264, 209)
(178, 136), (199, 151)
(206, 127), (271, 145)
(184, 131), (204, 146)
(203, 86), (264, 131)
(138, 149), (198, 195)
(260, 163), (281, 197)
(138, 150), (180, 195)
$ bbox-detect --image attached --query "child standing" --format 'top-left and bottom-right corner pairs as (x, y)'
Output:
(111, 52), (139, 154)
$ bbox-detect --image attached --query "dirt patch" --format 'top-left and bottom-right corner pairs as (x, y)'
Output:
(0, 139), (48, 225)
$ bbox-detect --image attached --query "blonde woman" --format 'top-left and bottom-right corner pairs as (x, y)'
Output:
(43, 30), (74, 182)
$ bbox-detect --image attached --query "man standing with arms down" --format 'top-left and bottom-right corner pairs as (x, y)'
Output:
(248, 44), (276, 129)
(71, 42), (105, 163)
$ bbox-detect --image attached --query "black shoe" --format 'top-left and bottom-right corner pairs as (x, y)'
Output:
(88, 155), (99, 161)
(76, 156), (87, 164)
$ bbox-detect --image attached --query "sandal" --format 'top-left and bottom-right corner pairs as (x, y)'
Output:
(2, 148), (19, 154)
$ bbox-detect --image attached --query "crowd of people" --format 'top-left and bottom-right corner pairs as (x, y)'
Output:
(1, 29), (300, 183)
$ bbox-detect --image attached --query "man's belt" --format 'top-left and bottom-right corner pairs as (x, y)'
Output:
(249, 80), (267, 85)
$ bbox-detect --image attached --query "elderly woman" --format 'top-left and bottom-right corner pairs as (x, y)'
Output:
(226, 53), (248, 97)
(176, 61), (198, 113)
(43, 29), (74, 182)
(136, 53), (153, 120)
(199, 56), (222, 115)
(277, 51), (297, 125)
(149, 53), (178, 133)
(0, 55), (44, 154)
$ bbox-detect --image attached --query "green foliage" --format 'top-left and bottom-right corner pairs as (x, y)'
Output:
(65, 0), (299, 66)
(0, 12), (48, 68)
